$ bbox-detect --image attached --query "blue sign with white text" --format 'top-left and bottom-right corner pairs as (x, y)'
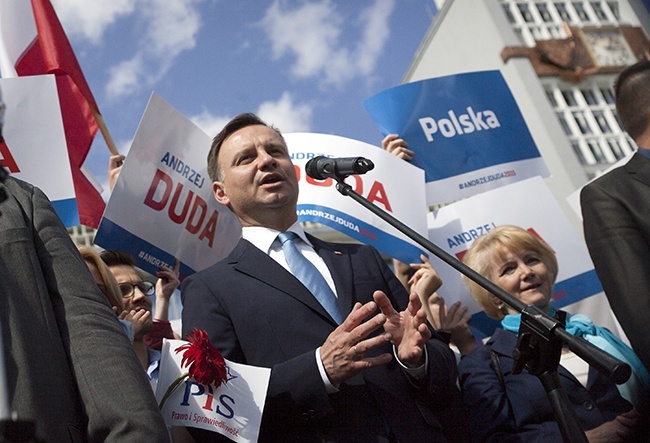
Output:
(364, 71), (549, 205)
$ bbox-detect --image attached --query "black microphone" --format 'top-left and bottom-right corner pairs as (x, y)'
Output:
(305, 156), (375, 180)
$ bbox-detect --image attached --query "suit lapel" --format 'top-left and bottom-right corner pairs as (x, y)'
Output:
(228, 238), (338, 324)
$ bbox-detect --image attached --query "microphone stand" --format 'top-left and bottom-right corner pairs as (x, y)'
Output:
(329, 176), (630, 443)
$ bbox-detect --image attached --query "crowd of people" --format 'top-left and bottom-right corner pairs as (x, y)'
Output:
(2, 57), (650, 442)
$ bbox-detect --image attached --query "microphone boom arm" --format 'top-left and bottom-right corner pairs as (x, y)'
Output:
(329, 178), (630, 443)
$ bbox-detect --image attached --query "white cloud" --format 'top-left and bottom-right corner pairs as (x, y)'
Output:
(189, 109), (231, 139)
(55, 0), (204, 100)
(141, 0), (202, 58)
(356, 0), (394, 74)
(260, 1), (343, 80)
(257, 92), (313, 133)
(189, 92), (313, 138)
(103, 0), (204, 98)
(260, 0), (395, 87)
(52, 0), (135, 44)
(106, 56), (144, 98)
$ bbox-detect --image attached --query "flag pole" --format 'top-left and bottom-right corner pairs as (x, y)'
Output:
(92, 110), (119, 156)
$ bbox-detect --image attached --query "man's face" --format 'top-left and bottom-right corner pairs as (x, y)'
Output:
(109, 264), (153, 323)
(212, 124), (299, 227)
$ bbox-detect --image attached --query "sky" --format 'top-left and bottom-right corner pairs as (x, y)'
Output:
(47, 0), (437, 198)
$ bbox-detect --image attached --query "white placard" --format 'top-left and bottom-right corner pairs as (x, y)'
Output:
(286, 132), (428, 264)
(94, 93), (241, 278)
(427, 177), (602, 334)
(1, 75), (77, 225)
(156, 339), (270, 443)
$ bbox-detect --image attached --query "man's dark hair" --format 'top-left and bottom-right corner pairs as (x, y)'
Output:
(615, 59), (650, 140)
(99, 249), (136, 268)
(207, 113), (285, 182)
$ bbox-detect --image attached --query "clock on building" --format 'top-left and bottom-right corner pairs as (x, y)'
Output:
(580, 27), (637, 68)
(502, 25), (650, 82)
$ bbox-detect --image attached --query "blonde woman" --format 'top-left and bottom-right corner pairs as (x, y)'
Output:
(458, 225), (647, 442)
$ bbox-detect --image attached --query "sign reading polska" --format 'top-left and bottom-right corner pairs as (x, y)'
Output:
(363, 70), (549, 206)
(94, 93), (241, 278)
(157, 340), (270, 443)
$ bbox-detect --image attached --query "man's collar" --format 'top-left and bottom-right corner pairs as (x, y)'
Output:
(242, 221), (310, 254)
(637, 147), (650, 159)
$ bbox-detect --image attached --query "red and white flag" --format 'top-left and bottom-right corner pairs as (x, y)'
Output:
(0, 0), (105, 228)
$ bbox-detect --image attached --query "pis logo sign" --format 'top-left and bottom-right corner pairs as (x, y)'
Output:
(418, 106), (501, 141)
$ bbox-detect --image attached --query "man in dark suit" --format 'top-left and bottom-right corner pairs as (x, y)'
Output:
(181, 113), (463, 441)
(0, 95), (169, 440)
(581, 60), (650, 373)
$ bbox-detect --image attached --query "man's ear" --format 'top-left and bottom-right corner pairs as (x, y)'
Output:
(212, 181), (230, 206)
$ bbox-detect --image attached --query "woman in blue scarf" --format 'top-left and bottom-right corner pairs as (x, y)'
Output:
(458, 225), (648, 442)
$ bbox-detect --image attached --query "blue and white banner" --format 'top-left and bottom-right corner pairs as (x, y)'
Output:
(285, 133), (428, 265)
(0, 75), (78, 225)
(156, 339), (270, 443)
(364, 70), (549, 206)
(94, 93), (241, 278)
(426, 177), (602, 336)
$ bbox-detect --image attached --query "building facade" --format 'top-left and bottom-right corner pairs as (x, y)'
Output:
(406, 0), (650, 230)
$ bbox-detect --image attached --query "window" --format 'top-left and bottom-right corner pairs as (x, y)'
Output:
(573, 111), (592, 134)
(607, 139), (625, 159)
(607, 1), (620, 20)
(558, 114), (573, 135)
(600, 87), (615, 104)
(590, 2), (608, 20)
(502, 1), (623, 45)
(546, 89), (558, 107)
(502, 3), (516, 22)
(593, 111), (611, 132)
(580, 88), (598, 105)
(544, 79), (635, 168)
(536, 3), (553, 21)
(572, 2), (590, 21)
(518, 3), (535, 21)
(500, 1), (633, 172)
(562, 90), (578, 106)
(554, 3), (572, 21)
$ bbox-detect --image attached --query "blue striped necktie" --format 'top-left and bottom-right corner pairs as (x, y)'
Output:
(277, 231), (343, 324)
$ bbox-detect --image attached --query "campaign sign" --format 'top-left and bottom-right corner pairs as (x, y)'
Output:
(426, 176), (602, 336)
(156, 340), (270, 443)
(285, 133), (428, 265)
(363, 70), (549, 206)
(94, 93), (241, 278)
(0, 75), (78, 225)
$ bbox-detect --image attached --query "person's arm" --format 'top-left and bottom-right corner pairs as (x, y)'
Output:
(581, 180), (650, 370)
(153, 259), (180, 321)
(108, 154), (125, 191)
(429, 296), (476, 357)
(407, 254), (442, 311)
(30, 184), (169, 441)
(381, 134), (414, 161)
(143, 260), (181, 349)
